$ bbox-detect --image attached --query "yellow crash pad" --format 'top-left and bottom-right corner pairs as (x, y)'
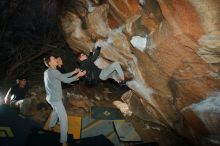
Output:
(44, 115), (81, 139)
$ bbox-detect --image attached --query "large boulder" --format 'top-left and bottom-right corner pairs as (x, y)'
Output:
(59, 0), (220, 144)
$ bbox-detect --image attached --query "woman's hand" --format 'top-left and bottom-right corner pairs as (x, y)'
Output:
(73, 68), (80, 74)
(77, 70), (86, 77)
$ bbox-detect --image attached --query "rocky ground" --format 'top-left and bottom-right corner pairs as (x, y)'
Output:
(21, 80), (189, 146)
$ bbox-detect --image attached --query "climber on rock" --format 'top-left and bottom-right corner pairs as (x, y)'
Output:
(77, 44), (133, 86)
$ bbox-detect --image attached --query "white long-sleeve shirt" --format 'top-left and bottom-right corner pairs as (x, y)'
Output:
(44, 68), (77, 102)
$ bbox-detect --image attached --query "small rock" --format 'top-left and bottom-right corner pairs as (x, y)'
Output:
(95, 96), (101, 101)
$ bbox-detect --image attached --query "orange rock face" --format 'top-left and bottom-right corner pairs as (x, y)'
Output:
(59, 0), (220, 144)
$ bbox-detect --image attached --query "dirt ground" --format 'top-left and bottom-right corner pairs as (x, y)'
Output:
(27, 81), (190, 146)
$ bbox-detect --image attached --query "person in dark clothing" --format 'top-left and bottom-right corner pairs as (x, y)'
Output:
(4, 76), (28, 103)
(4, 76), (31, 114)
(78, 46), (128, 85)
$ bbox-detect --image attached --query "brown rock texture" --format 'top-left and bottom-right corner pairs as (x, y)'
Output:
(58, 0), (220, 144)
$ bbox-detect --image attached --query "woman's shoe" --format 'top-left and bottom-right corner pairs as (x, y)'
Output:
(124, 72), (133, 81)
(48, 127), (55, 132)
(119, 80), (127, 86)
(62, 142), (68, 146)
